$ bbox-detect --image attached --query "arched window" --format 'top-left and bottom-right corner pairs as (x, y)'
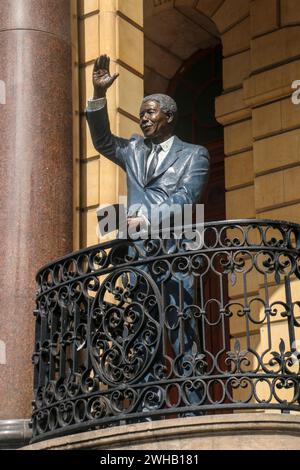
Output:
(168, 45), (225, 222)
(168, 45), (223, 146)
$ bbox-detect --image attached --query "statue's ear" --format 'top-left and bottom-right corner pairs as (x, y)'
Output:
(167, 112), (174, 124)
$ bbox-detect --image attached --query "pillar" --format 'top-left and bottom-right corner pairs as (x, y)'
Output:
(0, 0), (73, 444)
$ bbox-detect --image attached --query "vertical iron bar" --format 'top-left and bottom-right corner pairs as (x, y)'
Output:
(285, 275), (296, 350)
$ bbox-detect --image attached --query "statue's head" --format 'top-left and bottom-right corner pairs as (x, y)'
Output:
(139, 94), (178, 143)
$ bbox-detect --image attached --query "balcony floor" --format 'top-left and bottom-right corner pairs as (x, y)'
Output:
(23, 413), (300, 450)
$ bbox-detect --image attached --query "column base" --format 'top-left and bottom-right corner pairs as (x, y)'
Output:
(0, 419), (32, 449)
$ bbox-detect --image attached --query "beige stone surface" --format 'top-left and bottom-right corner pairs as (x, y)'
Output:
(117, 0), (143, 27)
(222, 17), (250, 57)
(224, 119), (252, 155)
(253, 128), (300, 174)
(284, 165), (300, 203)
(252, 26), (300, 71)
(252, 100), (282, 139)
(229, 295), (262, 336)
(144, 37), (181, 80)
(81, 209), (99, 246)
(255, 172), (284, 211)
(282, 96), (300, 129)
(118, 166), (127, 197)
(281, 0), (300, 26)
(195, 0), (224, 18)
(255, 166), (300, 211)
(78, 0), (98, 16)
(231, 328), (275, 358)
(99, 157), (118, 205)
(81, 159), (100, 207)
(144, 0), (174, 19)
(250, 0), (279, 38)
(230, 331), (261, 356)
(260, 319), (300, 376)
(216, 88), (251, 125)
(99, 10), (117, 62)
(226, 185), (255, 219)
(145, 7), (217, 61)
(144, 66), (169, 95)
(223, 50), (251, 90)
(259, 202), (300, 224)
(225, 151), (254, 190)
(117, 66), (143, 117)
(227, 267), (300, 314)
(79, 63), (93, 112)
(117, 16), (144, 74)
(118, 113), (141, 139)
(23, 414), (300, 450)
(244, 59), (300, 108)
(81, 116), (97, 158)
(266, 281), (300, 322)
(212, 0), (250, 35)
(79, 14), (99, 63)
(175, 0), (219, 37)
(227, 257), (259, 299)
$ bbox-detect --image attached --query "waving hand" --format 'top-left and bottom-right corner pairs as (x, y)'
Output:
(93, 54), (119, 99)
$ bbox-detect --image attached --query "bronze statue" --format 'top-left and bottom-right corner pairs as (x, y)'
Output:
(86, 55), (210, 415)
(86, 54), (210, 236)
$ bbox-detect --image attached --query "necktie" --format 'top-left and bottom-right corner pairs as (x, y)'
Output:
(146, 144), (161, 183)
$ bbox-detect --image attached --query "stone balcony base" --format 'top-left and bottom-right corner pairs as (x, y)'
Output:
(23, 413), (300, 450)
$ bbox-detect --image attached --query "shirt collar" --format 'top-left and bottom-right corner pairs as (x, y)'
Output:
(152, 135), (174, 152)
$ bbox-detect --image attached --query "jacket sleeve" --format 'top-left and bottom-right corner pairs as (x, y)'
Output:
(86, 104), (130, 171)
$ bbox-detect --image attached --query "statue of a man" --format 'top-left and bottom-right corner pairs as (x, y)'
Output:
(86, 55), (210, 415)
(86, 54), (210, 236)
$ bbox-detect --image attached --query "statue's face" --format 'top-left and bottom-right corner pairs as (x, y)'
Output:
(139, 100), (172, 142)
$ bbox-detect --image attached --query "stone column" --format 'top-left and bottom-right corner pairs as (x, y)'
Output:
(0, 0), (73, 442)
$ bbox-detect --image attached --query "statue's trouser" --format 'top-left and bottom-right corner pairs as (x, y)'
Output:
(128, 242), (204, 415)
(145, 270), (204, 413)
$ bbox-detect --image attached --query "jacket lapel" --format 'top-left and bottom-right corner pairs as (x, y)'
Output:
(146, 136), (183, 184)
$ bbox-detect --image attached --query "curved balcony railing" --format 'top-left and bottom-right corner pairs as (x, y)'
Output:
(31, 219), (300, 443)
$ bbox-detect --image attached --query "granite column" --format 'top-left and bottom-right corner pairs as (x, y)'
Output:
(0, 0), (73, 446)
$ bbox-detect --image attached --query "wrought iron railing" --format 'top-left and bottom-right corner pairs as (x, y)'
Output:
(31, 219), (300, 442)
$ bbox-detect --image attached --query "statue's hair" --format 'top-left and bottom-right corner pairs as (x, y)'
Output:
(142, 93), (178, 127)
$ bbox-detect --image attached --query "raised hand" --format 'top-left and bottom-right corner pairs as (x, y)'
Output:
(93, 54), (119, 99)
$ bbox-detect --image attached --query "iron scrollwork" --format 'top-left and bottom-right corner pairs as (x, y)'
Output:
(31, 219), (300, 443)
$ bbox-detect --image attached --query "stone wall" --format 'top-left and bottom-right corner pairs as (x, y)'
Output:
(77, 0), (143, 246)
(75, 0), (300, 404)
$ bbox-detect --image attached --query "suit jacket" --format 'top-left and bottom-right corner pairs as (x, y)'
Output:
(86, 105), (210, 232)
